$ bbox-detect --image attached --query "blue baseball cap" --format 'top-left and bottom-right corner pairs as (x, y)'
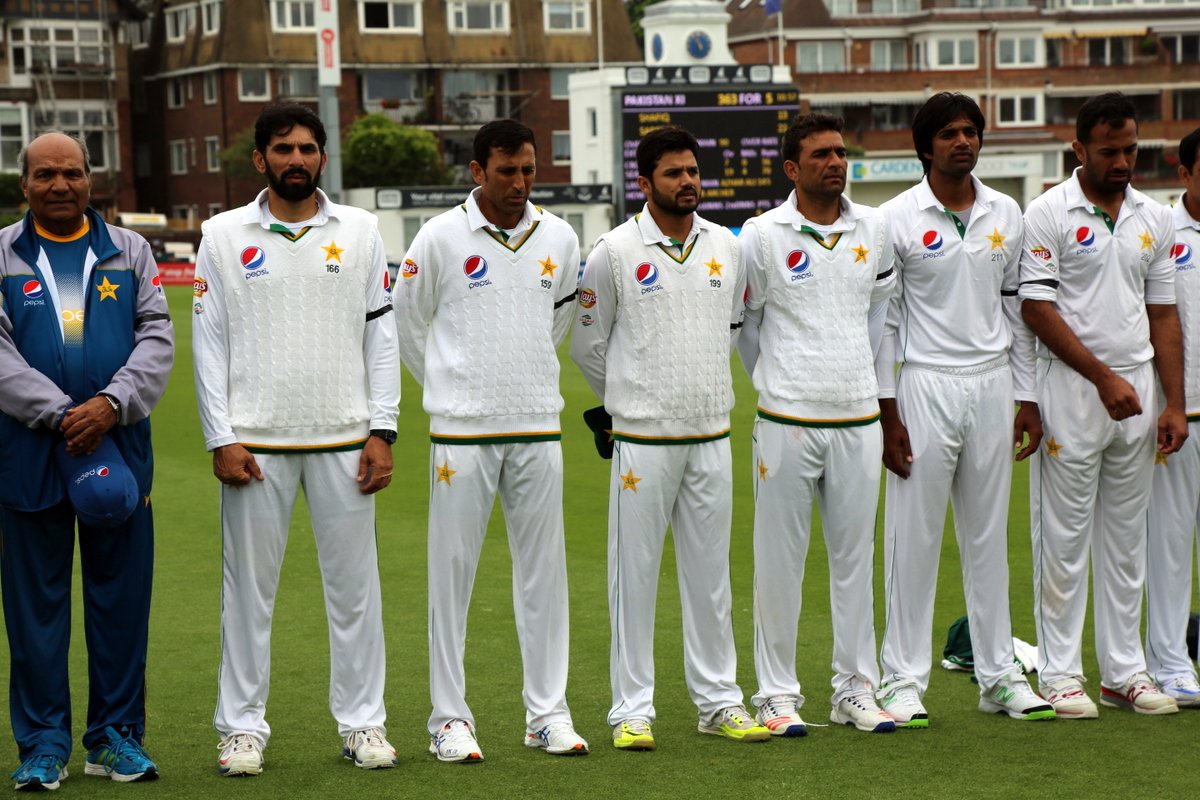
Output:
(54, 436), (139, 529)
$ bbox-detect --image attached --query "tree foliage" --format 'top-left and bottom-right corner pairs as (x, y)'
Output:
(219, 126), (260, 180)
(342, 114), (451, 188)
(0, 173), (23, 208)
(626, 0), (667, 46)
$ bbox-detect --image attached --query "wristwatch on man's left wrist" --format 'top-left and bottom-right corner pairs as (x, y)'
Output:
(99, 393), (121, 420)
(369, 429), (397, 445)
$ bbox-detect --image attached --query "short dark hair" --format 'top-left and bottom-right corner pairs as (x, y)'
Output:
(912, 93), (986, 174)
(1179, 127), (1200, 172)
(1076, 92), (1138, 143)
(254, 102), (326, 154)
(473, 120), (536, 168)
(636, 125), (699, 179)
(781, 113), (843, 163)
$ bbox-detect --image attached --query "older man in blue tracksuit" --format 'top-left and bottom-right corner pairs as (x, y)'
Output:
(0, 133), (173, 789)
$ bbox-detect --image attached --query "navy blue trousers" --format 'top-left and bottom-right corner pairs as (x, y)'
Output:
(0, 498), (153, 761)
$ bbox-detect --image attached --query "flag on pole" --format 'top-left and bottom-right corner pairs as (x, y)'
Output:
(764, 0), (781, 16)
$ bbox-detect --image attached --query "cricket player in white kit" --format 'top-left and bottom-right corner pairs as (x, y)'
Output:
(394, 120), (587, 762)
(571, 125), (766, 750)
(193, 103), (400, 774)
(1144, 126), (1200, 707)
(1019, 92), (1185, 717)
(737, 113), (897, 736)
(874, 94), (1054, 726)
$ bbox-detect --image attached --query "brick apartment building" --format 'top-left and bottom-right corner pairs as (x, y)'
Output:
(726, 0), (1200, 205)
(0, 0), (145, 214)
(127, 0), (640, 225)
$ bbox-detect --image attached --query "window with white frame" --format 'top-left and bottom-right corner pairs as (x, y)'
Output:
(997, 94), (1041, 126)
(239, 68), (270, 101)
(919, 35), (976, 69)
(273, 0), (316, 32)
(0, 107), (25, 172)
(128, 18), (152, 49)
(1162, 33), (1200, 64)
(550, 67), (582, 99)
(359, 0), (421, 31)
(205, 137), (221, 172)
(588, 108), (597, 137)
(33, 104), (114, 170)
(203, 72), (218, 104)
(544, 1), (589, 32)
(7, 22), (111, 77)
(201, 0), (222, 36)
(796, 41), (845, 74)
(208, 203), (224, 218)
(168, 78), (185, 109)
(443, 70), (509, 121)
(870, 40), (908, 71)
(823, 0), (854, 14)
(170, 140), (188, 174)
(1177, 89), (1200, 120)
(1088, 36), (1130, 66)
(362, 70), (422, 104)
(997, 34), (1039, 67)
(448, 1), (509, 33)
(279, 68), (318, 98)
(165, 5), (197, 43)
(171, 205), (192, 221)
(870, 0), (919, 12)
(552, 130), (571, 163)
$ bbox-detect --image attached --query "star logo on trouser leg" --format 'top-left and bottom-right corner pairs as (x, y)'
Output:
(436, 461), (456, 485)
(620, 469), (641, 492)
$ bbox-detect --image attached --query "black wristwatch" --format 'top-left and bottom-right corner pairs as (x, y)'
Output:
(369, 429), (397, 445)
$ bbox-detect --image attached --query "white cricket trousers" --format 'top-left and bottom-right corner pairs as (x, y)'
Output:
(750, 418), (884, 709)
(607, 438), (744, 725)
(880, 359), (1018, 694)
(1145, 418), (1200, 683)
(426, 441), (571, 735)
(215, 449), (387, 745)
(1031, 359), (1157, 688)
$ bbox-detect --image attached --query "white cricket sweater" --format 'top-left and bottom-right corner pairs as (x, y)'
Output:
(571, 207), (746, 441)
(394, 190), (580, 440)
(195, 192), (388, 449)
(739, 192), (894, 424)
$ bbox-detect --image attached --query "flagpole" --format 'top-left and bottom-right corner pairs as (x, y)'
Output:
(777, 2), (784, 68)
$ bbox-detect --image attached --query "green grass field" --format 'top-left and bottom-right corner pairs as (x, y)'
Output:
(1, 284), (1197, 799)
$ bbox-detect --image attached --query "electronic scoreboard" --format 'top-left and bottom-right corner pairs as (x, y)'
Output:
(620, 70), (799, 231)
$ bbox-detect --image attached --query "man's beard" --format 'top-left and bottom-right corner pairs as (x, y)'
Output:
(266, 163), (321, 202)
(650, 185), (699, 216)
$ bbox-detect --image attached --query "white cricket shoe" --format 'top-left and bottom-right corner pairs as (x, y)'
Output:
(429, 719), (484, 763)
(979, 671), (1056, 720)
(1039, 676), (1099, 719)
(524, 721), (589, 755)
(755, 695), (807, 737)
(831, 693), (896, 733)
(1099, 673), (1179, 715)
(876, 679), (928, 729)
(343, 727), (398, 769)
(1159, 675), (1200, 708)
(217, 733), (263, 777)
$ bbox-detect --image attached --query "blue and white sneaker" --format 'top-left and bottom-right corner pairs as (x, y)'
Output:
(11, 755), (67, 791)
(84, 726), (159, 782)
(1158, 675), (1200, 708)
(524, 721), (589, 755)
